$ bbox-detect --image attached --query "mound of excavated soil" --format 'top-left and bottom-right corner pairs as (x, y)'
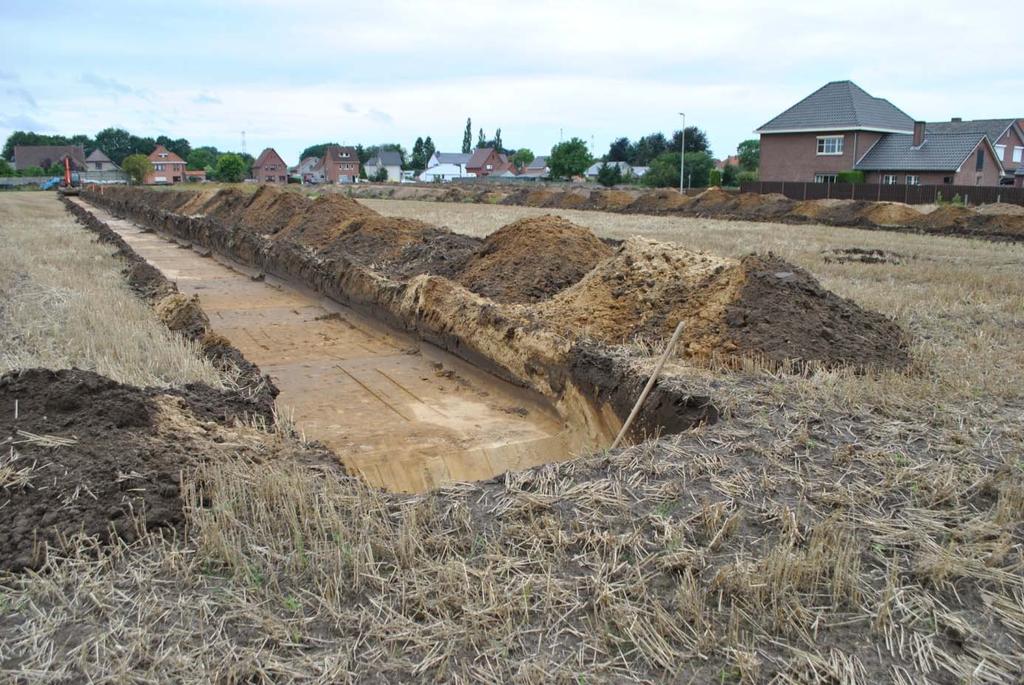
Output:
(236, 185), (313, 235)
(586, 190), (640, 211)
(627, 190), (692, 213)
(916, 205), (974, 230)
(689, 187), (736, 211)
(455, 215), (614, 304)
(1, 368), (341, 572)
(271, 193), (378, 247)
(537, 238), (908, 370)
(976, 202), (1024, 216)
(862, 202), (924, 227)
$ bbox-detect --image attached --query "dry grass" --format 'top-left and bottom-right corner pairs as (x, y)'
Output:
(0, 194), (1022, 682)
(0, 194), (224, 388)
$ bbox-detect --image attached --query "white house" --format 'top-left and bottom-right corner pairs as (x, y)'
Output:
(419, 163), (475, 182)
(298, 156), (322, 183)
(364, 150), (403, 182)
(584, 161), (633, 178)
(426, 151), (472, 169)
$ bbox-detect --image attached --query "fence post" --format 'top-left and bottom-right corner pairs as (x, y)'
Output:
(803, 183), (807, 200)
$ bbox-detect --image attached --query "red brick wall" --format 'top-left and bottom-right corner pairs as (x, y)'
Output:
(144, 161), (186, 184)
(468, 149), (502, 176)
(993, 126), (1024, 172)
(759, 131), (883, 182)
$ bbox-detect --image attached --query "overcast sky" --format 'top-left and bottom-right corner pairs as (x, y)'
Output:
(1, 0), (1017, 164)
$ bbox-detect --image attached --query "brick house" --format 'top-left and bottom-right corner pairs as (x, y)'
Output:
(756, 81), (914, 184)
(925, 118), (1024, 184)
(297, 156), (321, 183)
(251, 147), (289, 183)
(13, 145), (86, 171)
(466, 148), (505, 176)
(1017, 166), (1024, 188)
(313, 145), (360, 183)
(855, 122), (1003, 186)
(757, 81), (1017, 187)
(144, 144), (187, 184)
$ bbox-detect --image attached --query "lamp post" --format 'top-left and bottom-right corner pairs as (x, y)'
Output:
(678, 113), (686, 193)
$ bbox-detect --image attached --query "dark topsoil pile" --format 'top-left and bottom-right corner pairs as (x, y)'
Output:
(0, 369), (341, 573)
(455, 215), (613, 303)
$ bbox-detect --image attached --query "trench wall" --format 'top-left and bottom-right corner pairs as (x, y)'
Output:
(79, 187), (718, 447)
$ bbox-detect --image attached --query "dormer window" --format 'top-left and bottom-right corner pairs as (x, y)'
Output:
(159, 152), (168, 158)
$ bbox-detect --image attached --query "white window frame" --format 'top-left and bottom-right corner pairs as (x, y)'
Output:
(905, 175), (920, 185)
(814, 173), (838, 184)
(155, 163), (165, 171)
(995, 144), (1006, 160)
(816, 135), (844, 156)
(1013, 146), (1023, 163)
(882, 174), (898, 185)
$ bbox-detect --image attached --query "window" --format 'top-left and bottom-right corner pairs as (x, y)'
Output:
(943, 176), (953, 184)
(816, 135), (844, 155)
(995, 144), (1006, 160)
(976, 149), (984, 171)
(905, 175), (920, 185)
(882, 174), (898, 185)
(159, 152), (168, 158)
(155, 163), (164, 171)
(1013, 147), (1022, 163)
(814, 173), (837, 183)
(94, 162), (102, 170)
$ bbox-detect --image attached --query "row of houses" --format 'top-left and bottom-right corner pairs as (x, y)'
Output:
(757, 81), (1024, 188)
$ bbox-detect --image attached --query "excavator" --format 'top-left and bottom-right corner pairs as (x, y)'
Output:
(58, 155), (81, 195)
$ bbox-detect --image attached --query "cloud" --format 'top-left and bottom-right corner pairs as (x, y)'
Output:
(6, 87), (36, 108)
(80, 72), (147, 98)
(193, 92), (221, 105)
(368, 109), (392, 124)
(0, 70), (17, 82)
(342, 102), (357, 114)
(0, 114), (52, 131)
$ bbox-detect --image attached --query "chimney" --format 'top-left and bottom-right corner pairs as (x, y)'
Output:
(913, 121), (926, 147)
(951, 117), (962, 122)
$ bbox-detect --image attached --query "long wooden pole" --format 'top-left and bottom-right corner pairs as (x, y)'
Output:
(610, 321), (685, 450)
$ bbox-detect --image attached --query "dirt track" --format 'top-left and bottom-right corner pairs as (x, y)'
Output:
(71, 198), (570, 492)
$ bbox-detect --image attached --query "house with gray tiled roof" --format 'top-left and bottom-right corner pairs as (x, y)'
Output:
(756, 81), (914, 184)
(854, 125), (1004, 186)
(756, 81), (1018, 186)
(926, 118), (1024, 183)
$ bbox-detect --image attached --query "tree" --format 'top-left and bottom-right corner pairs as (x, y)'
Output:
(214, 153), (246, 182)
(477, 127), (486, 148)
(641, 151), (714, 188)
(708, 169), (722, 187)
(737, 139), (760, 172)
(423, 136), (435, 163)
(157, 135), (191, 161)
(298, 142), (339, 161)
(46, 162), (64, 176)
(722, 164), (739, 187)
(607, 137), (631, 162)
(631, 133), (669, 166)
(511, 148), (535, 170)
(371, 166), (388, 182)
(596, 162), (623, 187)
(462, 119), (472, 154)
(94, 127), (135, 165)
(187, 146), (219, 171)
(411, 137), (425, 170)
(494, 128), (502, 151)
(671, 127), (710, 154)
(122, 154), (153, 185)
(19, 166), (46, 177)
(3, 131), (72, 161)
(548, 137), (592, 180)
(0, 159), (14, 176)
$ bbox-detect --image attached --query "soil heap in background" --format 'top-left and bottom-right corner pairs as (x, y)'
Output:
(626, 189), (692, 213)
(235, 184), (314, 235)
(586, 189), (640, 211)
(537, 238), (908, 370)
(688, 187), (736, 212)
(271, 193), (376, 247)
(455, 215), (613, 303)
(861, 202), (924, 227)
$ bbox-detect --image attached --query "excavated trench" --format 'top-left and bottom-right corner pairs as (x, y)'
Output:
(70, 198), (584, 492)
(72, 185), (909, 495)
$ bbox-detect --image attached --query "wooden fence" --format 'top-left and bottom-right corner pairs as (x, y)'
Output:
(740, 181), (1024, 206)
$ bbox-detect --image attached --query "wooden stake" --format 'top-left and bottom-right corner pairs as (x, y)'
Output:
(610, 321), (685, 450)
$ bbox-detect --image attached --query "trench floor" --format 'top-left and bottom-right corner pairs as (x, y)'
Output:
(73, 199), (570, 492)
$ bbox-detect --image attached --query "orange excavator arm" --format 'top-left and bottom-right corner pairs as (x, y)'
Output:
(63, 156), (72, 186)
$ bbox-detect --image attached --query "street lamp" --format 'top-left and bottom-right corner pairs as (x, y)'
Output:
(678, 112), (686, 193)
